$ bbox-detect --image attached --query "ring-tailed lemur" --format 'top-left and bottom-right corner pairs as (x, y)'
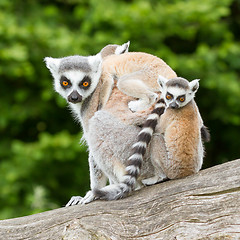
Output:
(45, 44), (207, 205)
(94, 75), (210, 200)
(157, 75), (210, 179)
(99, 50), (176, 112)
(44, 42), (130, 126)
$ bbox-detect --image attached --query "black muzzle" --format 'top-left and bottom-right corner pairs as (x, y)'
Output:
(68, 91), (82, 103)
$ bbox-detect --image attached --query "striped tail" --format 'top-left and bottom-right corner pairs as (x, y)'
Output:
(94, 98), (166, 200)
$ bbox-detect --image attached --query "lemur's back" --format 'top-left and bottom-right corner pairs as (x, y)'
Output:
(102, 52), (177, 90)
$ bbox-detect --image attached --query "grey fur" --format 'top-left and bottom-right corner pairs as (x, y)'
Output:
(100, 41), (130, 58)
(58, 55), (92, 73)
(94, 98), (166, 200)
(166, 77), (190, 90)
(81, 92), (95, 116)
(100, 45), (119, 58)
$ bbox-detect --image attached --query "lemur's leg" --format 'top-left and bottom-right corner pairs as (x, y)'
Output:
(88, 154), (108, 189)
(93, 154), (143, 200)
(66, 155), (107, 206)
(117, 72), (158, 112)
(142, 132), (168, 185)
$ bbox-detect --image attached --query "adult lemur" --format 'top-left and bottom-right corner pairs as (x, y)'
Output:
(45, 42), (208, 205)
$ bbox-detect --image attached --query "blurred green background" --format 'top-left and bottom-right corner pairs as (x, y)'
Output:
(0, 0), (239, 220)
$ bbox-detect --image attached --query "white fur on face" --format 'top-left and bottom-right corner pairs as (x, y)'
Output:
(45, 54), (102, 103)
(54, 70), (101, 101)
(162, 86), (195, 108)
(166, 87), (187, 98)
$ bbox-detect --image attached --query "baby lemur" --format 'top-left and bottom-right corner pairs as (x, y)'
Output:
(45, 42), (208, 205)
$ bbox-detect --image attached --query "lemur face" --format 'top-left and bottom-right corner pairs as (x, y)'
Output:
(44, 54), (102, 104)
(158, 75), (199, 109)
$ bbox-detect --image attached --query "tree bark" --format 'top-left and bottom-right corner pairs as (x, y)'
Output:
(1, 159), (240, 240)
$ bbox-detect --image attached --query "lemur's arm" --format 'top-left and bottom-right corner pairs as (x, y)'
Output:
(98, 72), (115, 110)
(103, 88), (161, 126)
(98, 41), (130, 109)
(116, 71), (158, 112)
(66, 154), (107, 206)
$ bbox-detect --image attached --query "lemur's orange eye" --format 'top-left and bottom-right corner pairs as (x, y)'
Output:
(179, 97), (185, 102)
(63, 81), (69, 86)
(166, 94), (172, 100)
(82, 81), (89, 87)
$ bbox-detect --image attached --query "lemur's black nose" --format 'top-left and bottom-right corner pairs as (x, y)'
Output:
(68, 91), (82, 103)
(169, 102), (179, 109)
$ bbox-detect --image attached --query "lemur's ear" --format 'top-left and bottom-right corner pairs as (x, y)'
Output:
(44, 57), (61, 76)
(189, 79), (200, 93)
(88, 54), (102, 73)
(115, 41), (130, 55)
(157, 75), (168, 91)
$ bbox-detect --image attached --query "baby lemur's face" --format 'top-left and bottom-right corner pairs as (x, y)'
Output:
(44, 55), (102, 104)
(158, 76), (199, 109)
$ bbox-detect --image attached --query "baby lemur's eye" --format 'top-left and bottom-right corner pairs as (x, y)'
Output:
(166, 94), (172, 100)
(178, 95), (185, 102)
(82, 81), (89, 87)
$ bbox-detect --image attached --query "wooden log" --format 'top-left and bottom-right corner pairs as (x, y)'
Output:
(1, 159), (240, 240)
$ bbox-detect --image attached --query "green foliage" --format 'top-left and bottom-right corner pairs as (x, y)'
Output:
(0, 131), (88, 219)
(0, 0), (239, 219)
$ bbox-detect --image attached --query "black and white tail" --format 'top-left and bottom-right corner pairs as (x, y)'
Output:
(201, 125), (210, 142)
(94, 98), (166, 200)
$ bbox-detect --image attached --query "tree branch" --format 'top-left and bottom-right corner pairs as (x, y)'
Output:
(1, 159), (240, 240)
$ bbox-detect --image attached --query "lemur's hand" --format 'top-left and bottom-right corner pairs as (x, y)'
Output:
(65, 190), (96, 206)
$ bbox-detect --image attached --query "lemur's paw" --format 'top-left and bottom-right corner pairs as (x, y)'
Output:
(128, 100), (150, 112)
(128, 93), (158, 112)
(80, 190), (96, 204)
(149, 93), (158, 105)
(65, 191), (96, 206)
(65, 196), (83, 207)
(142, 175), (167, 186)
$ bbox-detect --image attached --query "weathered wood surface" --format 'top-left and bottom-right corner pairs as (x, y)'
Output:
(0, 159), (240, 240)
